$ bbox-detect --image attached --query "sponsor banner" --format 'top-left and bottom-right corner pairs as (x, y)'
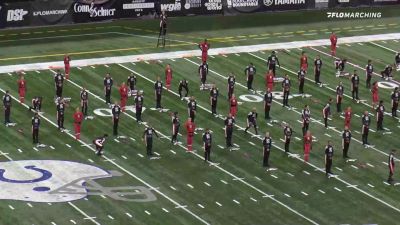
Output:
(30, 0), (72, 26)
(0, 2), (5, 28)
(120, 0), (156, 18)
(225, 0), (313, 14)
(72, 0), (119, 22)
(157, 0), (221, 16)
(2, 2), (31, 27)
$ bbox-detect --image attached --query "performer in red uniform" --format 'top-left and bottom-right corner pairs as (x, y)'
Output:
(265, 70), (274, 91)
(303, 131), (313, 162)
(371, 81), (379, 109)
(64, 54), (71, 80)
(119, 82), (128, 112)
(185, 117), (196, 152)
(73, 107), (84, 140)
(344, 106), (352, 129)
(165, 64), (173, 91)
(330, 32), (337, 56)
(300, 51), (308, 71)
(229, 94), (238, 118)
(199, 39), (210, 63)
(17, 75), (26, 103)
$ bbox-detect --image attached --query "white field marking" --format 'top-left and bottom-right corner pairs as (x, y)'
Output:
(280, 138), (285, 142)
(204, 182), (211, 187)
(249, 53), (398, 159)
(196, 57), (201, 60)
(7, 73), (12, 76)
(77, 67), (82, 70)
(100, 195), (107, 199)
(335, 167), (343, 172)
(324, 133), (331, 137)
(267, 123), (273, 126)
(297, 120), (302, 124)
(218, 145), (224, 149)
(351, 165), (359, 170)
(233, 177), (245, 181)
(162, 208), (169, 213)
(33, 147), (39, 152)
(233, 199), (240, 204)
(250, 197), (258, 202)
(254, 176), (261, 181)
(302, 33), (317, 36)
(345, 44), (352, 47)
(48, 203), (52, 205)
(383, 182), (391, 186)
(248, 141), (256, 146)
(301, 191), (308, 196)
(158, 60), (163, 63)
(215, 202), (222, 206)
(0, 86), (210, 225)
(368, 183), (375, 188)
(187, 184), (194, 189)
(68, 202), (100, 225)
(347, 184), (358, 188)
(144, 61), (150, 64)
(70, 220), (77, 224)
(121, 155), (128, 159)
(27, 203), (33, 208)
(318, 189), (325, 194)
(222, 54), (228, 58)
(355, 131), (360, 134)
(235, 53), (240, 56)
(321, 45), (327, 49)
(303, 171), (311, 175)
(126, 212), (133, 218)
(209, 55), (215, 58)
(366, 163), (375, 168)
(88, 159), (94, 163)
(137, 153), (144, 158)
(49, 145), (55, 150)
(197, 204), (205, 209)
(294, 137), (301, 141)
(8, 205), (14, 210)
(114, 139), (120, 143)
(284, 193), (291, 198)
(104, 64), (109, 68)
(170, 150), (176, 154)
(35, 70), (40, 73)
(66, 144), (71, 148)
(145, 210), (151, 215)
(334, 187), (342, 192)
(170, 186), (177, 191)
(90, 66), (95, 69)
(0, 151), (12, 161)
(107, 215), (114, 220)
(154, 152), (160, 156)
(2, 31), (396, 72)
(129, 137), (136, 141)
(287, 172), (294, 177)
(382, 161), (389, 166)
(220, 180), (228, 184)
(118, 65), (323, 224)
(271, 175), (278, 179)
(51, 222), (57, 225)
(357, 43), (364, 46)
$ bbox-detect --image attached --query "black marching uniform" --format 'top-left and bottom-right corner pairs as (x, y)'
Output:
(282, 77), (291, 107)
(29, 96), (42, 112)
(325, 144), (334, 175)
(210, 87), (219, 115)
(154, 80), (163, 109)
(244, 64), (256, 90)
(171, 114), (180, 144)
(32, 115), (40, 144)
(264, 91), (273, 120)
(54, 73), (64, 98)
(262, 136), (272, 167)
(362, 114), (370, 145)
(298, 69), (306, 94)
(104, 76), (113, 104)
(365, 63), (374, 88)
(302, 108), (311, 135)
(112, 104), (121, 136)
(56, 102), (65, 130)
(376, 103), (385, 131)
(351, 73), (360, 100)
(322, 102), (331, 128)
(199, 62), (209, 86)
(284, 126), (293, 153)
(381, 65), (393, 79)
(135, 95), (144, 122)
(245, 111), (258, 135)
(314, 58), (323, 84)
(342, 129), (352, 158)
(93, 136), (106, 156)
(227, 75), (235, 99)
(267, 54), (280, 75)
(391, 89), (399, 117)
(188, 99), (197, 122)
(178, 80), (189, 98)
(336, 84), (344, 112)
(225, 116), (235, 147)
(143, 127), (158, 156)
(3, 93), (11, 125)
(203, 131), (212, 162)
(127, 75), (137, 91)
(80, 90), (89, 117)
(396, 53), (400, 65)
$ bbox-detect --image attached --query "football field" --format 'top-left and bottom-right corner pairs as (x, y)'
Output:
(1, 9), (400, 225)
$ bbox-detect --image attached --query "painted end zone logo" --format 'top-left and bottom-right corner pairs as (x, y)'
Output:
(0, 160), (156, 203)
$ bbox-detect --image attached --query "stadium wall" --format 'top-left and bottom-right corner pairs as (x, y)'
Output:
(0, 0), (399, 29)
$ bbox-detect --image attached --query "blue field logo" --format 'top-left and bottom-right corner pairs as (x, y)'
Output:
(0, 160), (156, 203)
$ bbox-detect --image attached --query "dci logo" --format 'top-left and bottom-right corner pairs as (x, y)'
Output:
(7, 9), (28, 22)
(264, 0), (274, 6)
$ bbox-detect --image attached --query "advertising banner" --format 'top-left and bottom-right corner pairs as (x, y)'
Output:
(158, 0), (222, 16)
(224, 0), (314, 14)
(30, 0), (72, 26)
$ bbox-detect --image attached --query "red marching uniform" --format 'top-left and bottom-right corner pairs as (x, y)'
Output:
(300, 55), (308, 71)
(303, 134), (312, 162)
(330, 33), (337, 56)
(230, 96), (238, 118)
(372, 83), (379, 104)
(64, 55), (71, 79)
(265, 71), (274, 91)
(199, 41), (210, 63)
(119, 84), (128, 112)
(344, 108), (352, 128)
(17, 79), (26, 103)
(185, 120), (196, 152)
(73, 111), (84, 140)
(165, 66), (173, 90)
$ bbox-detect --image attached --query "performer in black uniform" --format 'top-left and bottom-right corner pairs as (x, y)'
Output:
(135, 92), (144, 122)
(342, 126), (352, 158)
(104, 73), (113, 104)
(32, 113), (41, 144)
(209, 85), (219, 115)
(262, 132), (272, 167)
(54, 71), (64, 98)
(80, 88), (89, 118)
(264, 88), (273, 120)
(56, 98), (66, 131)
(225, 113), (235, 148)
(3, 90), (12, 125)
(154, 77), (163, 109)
(171, 112), (180, 144)
(325, 141), (334, 176)
(244, 63), (256, 90)
(157, 11), (167, 47)
(282, 75), (291, 107)
(93, 134), (108, 156)
(143, 127), (159, 156)
(178, 79), (189, 99)
(29, 96), (42, 112)
(203, 128), (212, 162)
(361, 111), (370, 146)
(284, 124), (293, 153)
(267, 51), (280, 76)
(391, 87), (399, 117)
(112, 102), (121, 136)
(187, 96), (197, 122)
(227, 74), (235, 100)
(244, 108), (258, 135)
